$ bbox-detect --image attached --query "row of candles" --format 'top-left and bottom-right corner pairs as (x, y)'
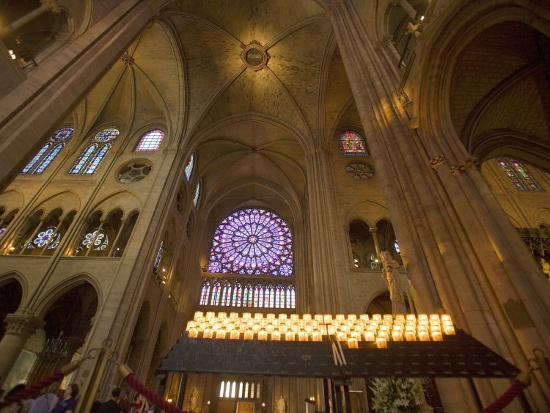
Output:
(185, 312), (455, 348)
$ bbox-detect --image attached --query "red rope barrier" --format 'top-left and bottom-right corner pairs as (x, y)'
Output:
(123, 373), (189, 413)
(0, 371), (64, 409)
(480, 379), (528, 413)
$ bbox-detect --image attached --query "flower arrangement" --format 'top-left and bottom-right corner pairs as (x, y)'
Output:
(370, 377), (424, 413)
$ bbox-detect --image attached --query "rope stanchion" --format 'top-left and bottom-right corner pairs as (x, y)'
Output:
(480, 372), (531, 413)
(0, 360), (82, 409)
(118, 364), (189, 413)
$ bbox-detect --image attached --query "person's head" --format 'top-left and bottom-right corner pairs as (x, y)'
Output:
(111, 387), (121, 400)
(65, 384), (79, 399)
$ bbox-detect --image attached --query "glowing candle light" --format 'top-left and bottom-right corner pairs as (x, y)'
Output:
(392, 330), (403, 341)
(188, 328), (198, 338)
(244, 330), (254, 340)
(203, 329), (213, 339)
(443, 325), (455, 335)
(348, 338), (358, 348)
(285, 332), (295, 341)
(376, 337), (387, 349)
(431, 331), (443, 341)
(258, 330), (268, 341)
(215, 330), (226, 339)
(299, 331), (308, 342)
(418, 330), (430, 341)
(271, 331), (281, 341)
(364, 331), (375, 341)
(312, 331), (322, 342)
(405, 330), (416, 341)
(229, 330), (240, 340)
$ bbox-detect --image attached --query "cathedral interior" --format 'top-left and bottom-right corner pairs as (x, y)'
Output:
(0, 0), (549, 412)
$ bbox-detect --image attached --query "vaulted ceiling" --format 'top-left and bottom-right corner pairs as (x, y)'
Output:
(450, 21), (550, 169)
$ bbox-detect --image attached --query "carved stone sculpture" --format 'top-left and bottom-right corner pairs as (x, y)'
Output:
(379, 250), (406, 313)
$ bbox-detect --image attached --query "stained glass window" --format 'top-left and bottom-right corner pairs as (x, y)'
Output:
(497, 158), (543, 192)
(339, 130), (367, 155)
(393, 240), (400, 254)
(135, 129), (164, 152)
(193, 182), (201, 207)
(80, 230), (109, 251)
(153, 241), (164, 273)
(21, 128), (74, 175)
(218, 381), (262, 400)
(197, 279), (296, 309)
(208, 208), (293, 276)
(69, 128), (119, 175)
(31, 226), (61, 249)
(185, 153), (195, 181)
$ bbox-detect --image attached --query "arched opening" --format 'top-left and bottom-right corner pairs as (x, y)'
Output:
(348, 220), (377, 269)
(375, 219), (402, 265)
(0, 278), (23, 339)
(365, 291), (392, 314)
(28, 282), (98, 383)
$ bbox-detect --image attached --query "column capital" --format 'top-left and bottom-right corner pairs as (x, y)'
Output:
(40, 0), (61, 13)
(5, 312), (43, 337)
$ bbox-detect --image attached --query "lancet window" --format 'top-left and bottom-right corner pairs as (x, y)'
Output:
(496, 158), (543, 192)
(135, 129), (165, 152)
(198, 279), (296, 309)
(69, 128), (119, 175)
(184, 153), (195, 181)
(219, 380), (261, 400)
(193, 182), (201, 207)
(339, 130), (367, 156)
(21, 128), (74, 175)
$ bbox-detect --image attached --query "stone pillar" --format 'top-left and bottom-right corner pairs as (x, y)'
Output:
(368, 226), (381, 257)
(306, 148), (349, 312)
(328, 1), (547, 410)
(0, 312), (43, 384)
(0, 0), (154, 186)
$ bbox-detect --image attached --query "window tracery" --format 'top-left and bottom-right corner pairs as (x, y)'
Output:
(339, 130), (367, 156)
(208, 208), (293, 276)
(21, 128), (74, 175)
(198, 279), (296, 309)
(135, 129), (164, 152)
(69, 128), (119, 175)
(219, 380), (261, 400)
(496, 158), (543, 192)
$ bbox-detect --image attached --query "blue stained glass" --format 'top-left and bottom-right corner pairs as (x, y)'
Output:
(21, 143), (51, 174)
(52, 128), (74, 142)
(208, 208), (293, 276)
(193, 182), (201, 207)
(94, 128), (119, 143)
(84, 144), (110, 174)
(185, 153), (195, 181)
(70, 144), (97, 174)
(35, 144), (64, 174)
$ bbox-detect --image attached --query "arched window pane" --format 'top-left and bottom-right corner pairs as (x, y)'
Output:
(208, 208), (293, 276)
(84, 144), (110, 174)
(135, 129), (164, 152)
(35, 143), (64, 174)
(70, 144), (98, 174)
(339, 130), (367, 155)
(21, 143), (51, 174)
(185, 153), (195, 181)
(497, 158), (543, 192)
(193, 182), (201, 207)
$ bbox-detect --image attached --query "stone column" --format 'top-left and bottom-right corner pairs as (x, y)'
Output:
(306, 148), (350, 312)
(0, 312), (43, 384)
(328, 1), (525, 410)
(368, 226), (381, 257)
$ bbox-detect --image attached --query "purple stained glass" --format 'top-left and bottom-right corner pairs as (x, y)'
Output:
(208, 208), (293, 276)
(339, 130), (367, 155)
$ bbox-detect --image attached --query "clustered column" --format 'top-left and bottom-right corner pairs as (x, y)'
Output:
(329, 0), (549, 411)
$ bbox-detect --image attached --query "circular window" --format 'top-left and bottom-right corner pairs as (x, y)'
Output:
(241, 42), (269, 70)
(117, 161), (151, 183)
(346, 162), (374, 180)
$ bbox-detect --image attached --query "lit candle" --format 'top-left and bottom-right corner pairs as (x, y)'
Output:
(336, 332), (347, 342)
(312, 331), (322, 342)
(188, 328), (198, 338)
(229, 330), (240, 340)
(285, 332), (296, 341)
(203, 329), (213, 339)
(392, 330), (403, 341)
(194, 311), (204, 319)
(215, 330), (226, 339)
(244, 330), (254, 340)
(348, 338), (358, 348)
(405, 330), (416, 341)
(271, 331), (281, 341)
(299, 332), (308, 342)
(431, 331), (443, 341)
(418, 330), (430, 341)
(258, 330), (268, 341)
(443, 325), (455, 335)
(376, 337), (387, 349)
(364, 331), (375, 341)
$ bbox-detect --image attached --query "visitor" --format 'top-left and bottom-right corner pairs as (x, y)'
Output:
(1, 384), (28, 413)
(97, 388), (122, 413)
(50, 384), (78, 413)
(28, 386), (58, 413)
(130, 394), (149, 413)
